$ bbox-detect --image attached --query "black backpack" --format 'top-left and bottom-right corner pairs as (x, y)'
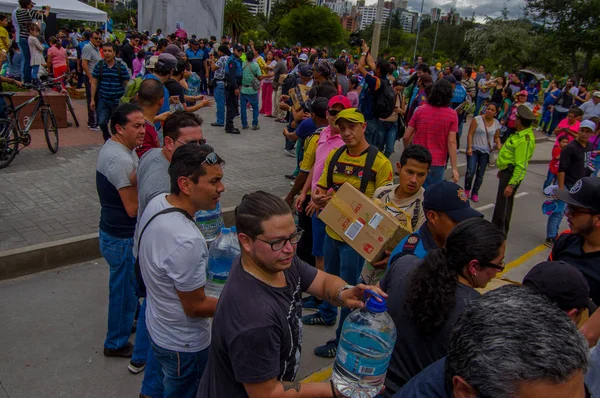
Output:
(281, 72), (299, 96)
(373, 77), (396, 119)
(326, 145), (379, 194)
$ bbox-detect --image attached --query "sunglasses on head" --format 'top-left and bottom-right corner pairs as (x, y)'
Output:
(201, 151), (220, 167)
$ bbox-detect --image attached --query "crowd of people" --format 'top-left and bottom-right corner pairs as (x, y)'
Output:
(1, 5), (600, 396)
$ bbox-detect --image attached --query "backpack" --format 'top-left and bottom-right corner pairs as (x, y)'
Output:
(373, 77), (395, 119)
(225, 56), (242, 79)
(281, 72), (299, 96)
(326, 145), (379, 194)
(119, 77), (143, 105)
(96, 58), (124, 83)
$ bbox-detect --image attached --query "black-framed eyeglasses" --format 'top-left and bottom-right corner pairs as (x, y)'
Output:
(485, 260), (506, 272)
(255, 228), (304, 251)
(177, 138), (206, 146)
(328, 109), (341, 117)
(567, 204), (596, 216)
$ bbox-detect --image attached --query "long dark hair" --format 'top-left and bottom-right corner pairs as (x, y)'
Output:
(404, 218), (505, 336)
(427, 78), (452, 108)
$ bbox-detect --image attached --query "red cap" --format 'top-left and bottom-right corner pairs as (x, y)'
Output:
(328, 95), (352, 109)
(518, 90), (528, 97)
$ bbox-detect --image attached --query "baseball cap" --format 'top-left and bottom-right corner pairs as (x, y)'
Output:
(298, 63), (313, 77)
(334, 108), (365, 125)
(436, 62), (442, 69)
(299, 53), (309, 62)
(516, 105), (536, 120)
(164, 44), (185, 59)
(523, 261), (591, 311)
(593, 91), (600, 98)
(553, 177), (600, 214)
(157, 53), (177, 71)
(580, 120), (596, 131)
(146, 55), (159, 70)
(189, 39), (199, 45)
(309, 97), (328, 119)
(274, 50), (283, 58)
(423, 181), (483, 222)
(518, 89), (528, 97)
(328, 95), (352, 109)
(232, 43), (244, 52)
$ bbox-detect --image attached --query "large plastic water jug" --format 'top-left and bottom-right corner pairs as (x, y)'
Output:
(205, 228), (240, 298)
(195, 202), (225, 243)
(187, 72), (201, 97)
(332, 290), (397, 397)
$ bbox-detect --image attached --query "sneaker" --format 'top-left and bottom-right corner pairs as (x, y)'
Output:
(285, 174), (296, 180)
(301, 312), (335, 326)
(252, 125), (260, 130)
(89, 125), (100, 131)
(242, 125), (249, 130)
(314, 339), (337, 358)
(210, 122), (225, 127)
(302, 296), (323, 310)
(103, 342), (134, 358)
(465, 190), (471, 199)
(471, 194), (479, 203)
(127, 360), (146, 374)
(225, 128), (241, 135)
(544, 237), (556, 248)
(277, 118), (288, 123)
(284, 149), (296, 158)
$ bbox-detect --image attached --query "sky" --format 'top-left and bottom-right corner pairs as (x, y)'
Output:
(364, 0), (527, 23)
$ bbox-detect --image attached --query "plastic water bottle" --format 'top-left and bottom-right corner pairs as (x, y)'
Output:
(195, 202), (225, 243)
(332, 290), (397, 398)
(187, 72), (201, 97)
(205, 228), (240, 298)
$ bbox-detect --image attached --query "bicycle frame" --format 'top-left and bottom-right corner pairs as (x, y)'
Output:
(5, 89), (48, 133)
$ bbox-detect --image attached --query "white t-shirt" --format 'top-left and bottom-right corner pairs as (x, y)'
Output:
(137, 194), (210, 352)
(471, 116), (500, 153)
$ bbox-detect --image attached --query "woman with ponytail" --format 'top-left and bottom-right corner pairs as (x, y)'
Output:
(379, 218), (506, 397)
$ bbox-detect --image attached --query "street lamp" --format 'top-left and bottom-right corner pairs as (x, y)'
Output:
(412, 0), (425, 64)
(432, 11), (442, 58)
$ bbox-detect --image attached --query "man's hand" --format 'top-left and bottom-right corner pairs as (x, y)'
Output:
(305, 201), (321, 217)
(339, 284), (388, 309)
(466, 148), (473, 156)
(90, 99), (96, 111)
(361, 40), (369, 54)
(235, 88), (240, 96)
(452, 168), (459, 183)
(504, 185), (514, 197)
(371, 250), (391, 269)
(280, 94), (290, 102)
(312, 189), (333, 207)
(295, 193), (306, 212)
(13, 79), (23, 87)
(200, 99), (213, 107)
(284, 194), (294, 208)
(169, 95), (180, 104)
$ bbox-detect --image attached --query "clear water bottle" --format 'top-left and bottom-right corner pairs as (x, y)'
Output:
(332, 290), (397, 398)
(187, 72), (201, 97)
(205, 228), (241, 298)
(195, 202), (225, 243)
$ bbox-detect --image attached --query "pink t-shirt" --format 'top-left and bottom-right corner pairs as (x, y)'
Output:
(409, 103), (459, 166)
(47, 46), (67, 69)
(311, 126), (345, 193)
(554, 119), (580, 146)
(132, 58), (143, 77)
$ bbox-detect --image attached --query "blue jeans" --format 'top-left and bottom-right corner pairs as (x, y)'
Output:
(549, 109), (568, 136)
(377, 120), (397, 158)
(151, 339), (209, 398)
(464, 151), (489, 195)
(134, 299), (165, 396)
(540, 105), (552, 133)
(547, 200), (566, 239)
(31, 65), (40, 82)
(98, 230), (137, 350)
(240, 92), (259, 127)
(132, 299), (150, 363)
(475, 96), (486, 116)
(543, 169), (557, 190)
(97, 99), (119, 141)
(18, 37), (32, 83)
(365, 118), (381, 146)
(424, 165), (445, 188)
(318, 235), (365, 343)
(214, 81), (225, 125)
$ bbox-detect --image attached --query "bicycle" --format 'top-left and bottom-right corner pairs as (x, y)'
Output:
(51, 73), (79, 128)
(0, 78), (60, 169)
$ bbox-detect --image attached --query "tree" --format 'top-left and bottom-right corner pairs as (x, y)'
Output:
(278, 6), (344, 48)
(224, 0), (255, 43)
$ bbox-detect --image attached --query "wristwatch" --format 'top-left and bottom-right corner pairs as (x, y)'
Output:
(337, 284), (354, 302)
(509, 183), (518, 189)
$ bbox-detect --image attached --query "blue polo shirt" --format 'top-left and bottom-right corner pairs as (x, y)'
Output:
(92, 60), (130, 103)
(185, 48), (205, 74)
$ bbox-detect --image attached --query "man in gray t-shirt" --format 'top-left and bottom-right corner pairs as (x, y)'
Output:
(81, 31), (102, 129)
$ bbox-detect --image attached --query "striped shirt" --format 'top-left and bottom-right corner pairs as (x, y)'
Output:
(92, 60), (130, 103)
(16, 9), (36, 40)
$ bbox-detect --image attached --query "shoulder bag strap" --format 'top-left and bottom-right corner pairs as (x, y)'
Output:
(359, 145), (379, 193)
(482, 117), (493, 152)
(327, 145), (347, 190)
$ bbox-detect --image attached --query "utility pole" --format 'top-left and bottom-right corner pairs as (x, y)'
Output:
(386, 10), (392, 47)
(412, 0), (425, 63)
(370, 0), (385, 59)
(432, 12), (441, 58)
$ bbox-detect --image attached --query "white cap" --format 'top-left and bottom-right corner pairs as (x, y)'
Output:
(593, 91), (600, 98)
(299, 53), (308, 61)
(580, 120), (597, 131)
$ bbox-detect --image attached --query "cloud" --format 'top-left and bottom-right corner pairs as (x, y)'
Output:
(364, 0), (526, 21)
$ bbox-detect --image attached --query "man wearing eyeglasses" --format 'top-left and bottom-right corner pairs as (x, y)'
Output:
(197, 191), (385, 398)
(137, 144), (224, 398)
(81, 31), (102, 131)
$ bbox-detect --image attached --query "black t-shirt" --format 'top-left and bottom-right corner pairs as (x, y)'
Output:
(121, 42), (135, 69)
(164, 78), (185, 105)
(197, 256), (318, 398)
(379, 256), (480, 397)
(551, 233), (600, 306)
(559, 141), (594, 187)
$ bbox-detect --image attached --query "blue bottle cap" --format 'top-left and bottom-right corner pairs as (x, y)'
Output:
(230, 226), (237, 233)
(221, 228), (230, 234)
(365, 289), (387, 313)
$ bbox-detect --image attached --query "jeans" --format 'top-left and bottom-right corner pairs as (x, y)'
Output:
(97, 99), (119, 141)
(83, 75), (97, 127)
(98, 229), (137, 350)
(365, 118), (381, 147)
(214, 81), (225, 125)
(540, 105), (552, 133)
(464, 151), (490, 195)
(31, 65), (40, 82)
(225, 86), (238, 131)
(18, 37), (31, 83)
(377, 120), (397, 158)
(141, 345), (164, 397)
(151, 339), (209, 398)
(546, 200), (566, 239)
(131, 299), (150, 364)
(475, 96), (486, 116)
(240, 92), (259, 127)
(549, 109), (568, 136)
(543, 170), (557, 190)
(318, 236), (365, 343)
(424, 165), (445, 188)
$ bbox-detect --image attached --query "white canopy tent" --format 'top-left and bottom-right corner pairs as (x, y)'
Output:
(0, 0), (107, 22)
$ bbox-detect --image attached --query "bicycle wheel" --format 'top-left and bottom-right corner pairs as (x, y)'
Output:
(66, 94), (80, 127)
(0, 118), (19, 169)
(42, 109), (59, 153)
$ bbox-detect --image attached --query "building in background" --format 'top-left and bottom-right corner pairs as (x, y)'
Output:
(323, 0), (353, 17)
(357, 4), (390, 30)
(393, 0), (408, 10)
(430, 7), (441, 21)
(399, 9), (418, 32)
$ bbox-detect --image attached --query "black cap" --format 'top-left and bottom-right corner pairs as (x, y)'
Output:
(523, 261), (591, 311)
(309, 97), (328, 119)
(298, 63), (313, 77)
(423, 181), (483, 222)
(189, 39), (199, 45)
(232, 44), (244, 52)
(553, 177), (600, 214)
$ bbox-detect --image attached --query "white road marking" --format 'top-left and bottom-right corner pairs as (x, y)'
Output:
(475, 192), (529, 211)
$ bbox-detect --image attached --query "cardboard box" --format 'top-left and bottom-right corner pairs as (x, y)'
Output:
(318, 183), (413, 263)
(289, 84), (309, 111)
